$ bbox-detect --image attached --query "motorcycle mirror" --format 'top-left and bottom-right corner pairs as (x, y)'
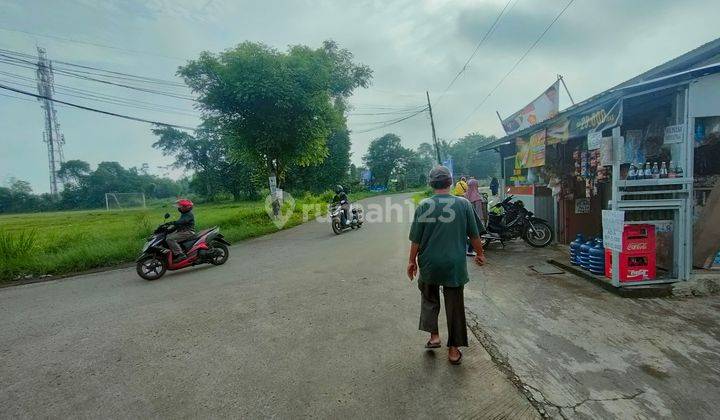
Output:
(164, 213), (171, 219)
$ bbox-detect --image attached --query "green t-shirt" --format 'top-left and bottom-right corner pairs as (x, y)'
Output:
(408, 194), (480, 287)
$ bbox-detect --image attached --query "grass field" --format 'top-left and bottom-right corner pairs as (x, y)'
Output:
(0, 190), (386, 282)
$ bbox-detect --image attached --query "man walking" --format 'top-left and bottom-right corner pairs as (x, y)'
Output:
(407, 166), (486, 365)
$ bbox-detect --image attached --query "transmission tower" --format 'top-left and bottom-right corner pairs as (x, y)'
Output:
(35, 46), (65, 197)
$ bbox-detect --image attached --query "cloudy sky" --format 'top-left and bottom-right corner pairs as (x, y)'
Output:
(1, 0), (719, 193)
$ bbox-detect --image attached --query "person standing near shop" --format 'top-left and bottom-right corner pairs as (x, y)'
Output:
(490, 177), (499, 196)
(407, 166), (486, 365)
(453, 176), (468, 196)
(464, 178), (487, 255)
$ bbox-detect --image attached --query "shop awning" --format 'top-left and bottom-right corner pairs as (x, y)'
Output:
(476, 139), (512, 153)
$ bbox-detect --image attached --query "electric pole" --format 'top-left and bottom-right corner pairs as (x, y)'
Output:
(36, 46), (65, 197)
(426, 91), (441, 165)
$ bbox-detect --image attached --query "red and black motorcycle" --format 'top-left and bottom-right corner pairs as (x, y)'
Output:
(135, 213), (230, 280)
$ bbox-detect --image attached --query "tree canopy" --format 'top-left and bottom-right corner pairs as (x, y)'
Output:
(177, 40), (371, 187)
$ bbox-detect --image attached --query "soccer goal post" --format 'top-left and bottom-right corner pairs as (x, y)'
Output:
(105, 192), (147, 210)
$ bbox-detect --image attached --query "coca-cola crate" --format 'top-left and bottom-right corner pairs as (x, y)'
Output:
(605, 249), (656, 282)
(622, 224), (656, 254)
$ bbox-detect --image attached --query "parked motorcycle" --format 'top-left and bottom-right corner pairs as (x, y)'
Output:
(330, 199), (363, 235)
(136, 213), (231, 280)
(482, 195), (553, 248)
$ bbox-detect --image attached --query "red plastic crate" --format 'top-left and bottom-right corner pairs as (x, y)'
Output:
(605, 249), (656, 282)
(622, 224), (656, 254)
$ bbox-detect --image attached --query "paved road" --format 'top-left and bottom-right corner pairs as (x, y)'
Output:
(0, 194), (536, 419)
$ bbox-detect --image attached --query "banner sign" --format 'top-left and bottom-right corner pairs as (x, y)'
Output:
(663, 124), (685, 144)
(569, 99), (623, 137)
(602, 210), (625, 252)
(515, 131), (546, 169)
(546, 119), (569, 145)
(587, 131), (603, 150)
(502, 81), (560, 135)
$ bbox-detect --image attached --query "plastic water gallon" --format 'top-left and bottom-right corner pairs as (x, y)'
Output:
(588, 239), (605, 274)
(579, 238), (595, 270)
(570, 234), (584, 265)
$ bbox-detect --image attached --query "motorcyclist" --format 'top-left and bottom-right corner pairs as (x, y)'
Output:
(166, 199), (195, 262)
(332, 185), (351, 225)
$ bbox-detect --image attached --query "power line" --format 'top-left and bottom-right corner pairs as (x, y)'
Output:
(0, 74), (198, 117)
(0, 47), (187, 87)
(0, 54), (197, 101)
(352, 106), (428, 134)
(0, 83), (195, 130)
(433, 0), (514, 106)
(451, 0), (575, 135)
(0, 91), (36, 103)
(0, 26), (186, 62)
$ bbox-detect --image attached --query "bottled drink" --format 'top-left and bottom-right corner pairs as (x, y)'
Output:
(644, 162), (652, 179)
(667, 161), (676, 178)
(628, 162), (637, 180)
(675, 165), (684, 178)
(660, 162), (668, 178)
(651, 162), (660, 179)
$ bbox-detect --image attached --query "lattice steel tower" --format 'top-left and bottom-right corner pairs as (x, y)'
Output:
(35, 46), (65, 197)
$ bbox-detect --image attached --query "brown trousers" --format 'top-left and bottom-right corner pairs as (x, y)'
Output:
(166, 230), (195, 255)
(418, 281), (468, 347)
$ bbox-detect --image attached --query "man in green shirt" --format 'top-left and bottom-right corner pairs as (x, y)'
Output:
(407, 165), (485, 365)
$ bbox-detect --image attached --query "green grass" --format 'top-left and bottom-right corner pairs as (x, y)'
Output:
(0, 190), (406, 282)
(411, 188), (432, 204)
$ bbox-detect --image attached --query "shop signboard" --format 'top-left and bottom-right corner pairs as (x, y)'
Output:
(602, 210), (625, 251)
(663, 124), (685, 144)
(502, 81), (560, 135)
(587, 131), (602, 150)
(569, 99), (623, 138)
(268, 175), (277, 196)
(575, 198), (590, 214)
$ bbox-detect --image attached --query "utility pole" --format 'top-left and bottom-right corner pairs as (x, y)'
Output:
(558, 74), (575, 105)
(426, 91), (441, 164)
(36, 46), (65, 197)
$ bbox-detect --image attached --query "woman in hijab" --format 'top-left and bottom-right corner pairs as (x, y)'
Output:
(464, 178), (487, 256)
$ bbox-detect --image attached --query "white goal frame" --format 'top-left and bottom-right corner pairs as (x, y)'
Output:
(105, 192), (147, 210)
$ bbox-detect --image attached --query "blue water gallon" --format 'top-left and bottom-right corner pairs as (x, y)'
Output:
(579, 238), (595, 270)
(589, 239), (605, 274)
(570, 234), (584, 265)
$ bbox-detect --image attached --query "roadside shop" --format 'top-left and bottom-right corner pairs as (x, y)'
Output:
(480, 38), (720, 286)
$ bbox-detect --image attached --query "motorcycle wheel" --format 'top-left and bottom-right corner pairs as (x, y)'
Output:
(524, 220), (553, 247)
(332, 218), (342, 235)
(210, 242), (229, 265)
(136, 255), (166, 280)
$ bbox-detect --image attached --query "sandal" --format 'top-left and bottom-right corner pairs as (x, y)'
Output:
(425, 340), (442, 349)
(449, 349), (463, 365)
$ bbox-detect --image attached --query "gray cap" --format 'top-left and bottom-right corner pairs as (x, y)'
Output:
(428, 165), (452, 183)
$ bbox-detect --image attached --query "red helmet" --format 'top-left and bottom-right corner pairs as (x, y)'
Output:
(176, 199), (193, 213)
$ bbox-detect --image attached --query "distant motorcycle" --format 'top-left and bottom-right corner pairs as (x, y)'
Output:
(136, 213), (230, 280)
(330, 199), (363, 235)
(482, 195), (553, 248)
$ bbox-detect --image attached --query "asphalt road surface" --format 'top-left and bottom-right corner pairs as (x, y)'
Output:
(0, 193), (537, 419)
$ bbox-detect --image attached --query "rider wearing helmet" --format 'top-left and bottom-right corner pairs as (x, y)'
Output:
(167, 198), (196, 262)
(332, 185), (351, 225)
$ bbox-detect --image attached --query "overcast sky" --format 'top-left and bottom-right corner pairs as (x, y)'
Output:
(1, 0), (719, 193)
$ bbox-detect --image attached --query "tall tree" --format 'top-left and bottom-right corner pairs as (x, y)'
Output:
(363, 133), (407, 188)
(152, 125), (257, 200)
(287, 127), (351, 193)
(447, 133), (500, 179)
(178, 40), (371, 187)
